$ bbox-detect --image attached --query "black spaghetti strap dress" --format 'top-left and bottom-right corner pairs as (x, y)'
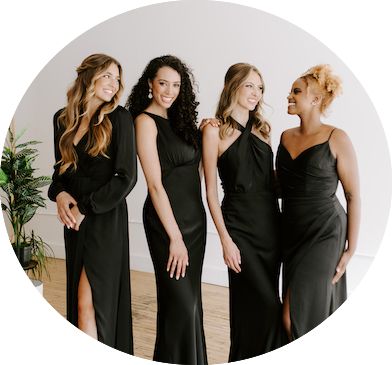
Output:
(141, 112), (207, 365)
(48, 106), (137, 354)
(276, 129), (347, 339)
(217, 118), (285, 361)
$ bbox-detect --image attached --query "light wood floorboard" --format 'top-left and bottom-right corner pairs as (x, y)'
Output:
(35, 258), (230, 364)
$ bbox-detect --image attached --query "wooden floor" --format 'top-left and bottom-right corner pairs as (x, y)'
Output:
(37, 258), (230, 364)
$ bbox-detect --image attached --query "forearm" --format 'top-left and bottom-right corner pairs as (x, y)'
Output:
(345, 194), (361, 255)
(149, 184), (182, 240)
(206, 190), (231, 244)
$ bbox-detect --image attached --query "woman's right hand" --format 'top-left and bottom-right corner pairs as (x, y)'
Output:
(55, 191), (77, 229)
(222, 237), (241, 273)
(167, 237), (189, 280)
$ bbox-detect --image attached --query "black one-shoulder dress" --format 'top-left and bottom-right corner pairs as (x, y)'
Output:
(48, 106), (137, 354)
(276, 129), (347, 339)
(218, 118), (285, 361)
(141, 112), (207, 365)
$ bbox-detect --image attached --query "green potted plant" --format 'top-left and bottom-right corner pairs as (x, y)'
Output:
(0, 126), (53, 280)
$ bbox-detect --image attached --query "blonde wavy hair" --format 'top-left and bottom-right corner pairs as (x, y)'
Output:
(216, 63), (270, 140)
(57, 54), (124, 174)
(300, 64), (342, 115)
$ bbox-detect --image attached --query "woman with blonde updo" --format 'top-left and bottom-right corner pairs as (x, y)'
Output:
(203, 63), (285, 361)
(48, 54), (137, 353)
(276, 64), (360, 340)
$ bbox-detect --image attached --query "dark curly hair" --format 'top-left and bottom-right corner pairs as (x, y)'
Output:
(125, 55), (200, 148)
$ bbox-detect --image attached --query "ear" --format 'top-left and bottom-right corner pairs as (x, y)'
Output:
(312, 95), (322, 106)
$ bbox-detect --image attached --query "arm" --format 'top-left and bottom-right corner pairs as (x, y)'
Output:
(202, 124), (241, 273)
(330, 129), (361, 284)
(135, 113), (188, 280)
(77, 107), (137, 215)
(47, 110), (77, 228)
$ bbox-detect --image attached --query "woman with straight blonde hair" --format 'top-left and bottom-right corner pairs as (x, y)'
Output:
(48, 53), (137, 354)
(202, 63), (286, 361)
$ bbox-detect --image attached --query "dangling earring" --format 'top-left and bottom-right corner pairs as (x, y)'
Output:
(148, 88), (153, 99)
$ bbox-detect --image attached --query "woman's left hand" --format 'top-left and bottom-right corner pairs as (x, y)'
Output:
(199, 118), (220, 130)
(70, 205), (85, 231)
(332, 250), (353, 284)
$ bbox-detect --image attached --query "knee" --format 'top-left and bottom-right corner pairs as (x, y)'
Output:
(78, 295), (95, 321)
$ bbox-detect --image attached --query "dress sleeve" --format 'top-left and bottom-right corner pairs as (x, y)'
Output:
(48, 109), (67, 202)
(77, 107), (137, 215)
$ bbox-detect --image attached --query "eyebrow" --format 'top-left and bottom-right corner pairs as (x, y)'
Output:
(158, 79), (181, 83)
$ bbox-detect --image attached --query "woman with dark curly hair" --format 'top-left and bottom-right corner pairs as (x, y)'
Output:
(48, 53), (137, 353)
(126, 55), (207, 364)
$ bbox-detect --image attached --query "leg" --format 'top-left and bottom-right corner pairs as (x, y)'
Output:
(282, 288), (292, 341)
(78, 266), (98, 339)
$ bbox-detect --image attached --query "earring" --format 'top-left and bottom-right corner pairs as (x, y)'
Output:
(148, 88), (153, 99)
(312, 101), (317, 106)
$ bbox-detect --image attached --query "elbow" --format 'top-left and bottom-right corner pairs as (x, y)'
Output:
(345, 191), (361, 204)
(147, 182), (165, 197)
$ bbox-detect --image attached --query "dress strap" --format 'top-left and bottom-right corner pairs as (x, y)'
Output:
(328, 128), (336, 141)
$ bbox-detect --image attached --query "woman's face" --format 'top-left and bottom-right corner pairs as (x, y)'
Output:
(236, 70), (263, 111)
(287, 78), (318, 116)
(93, 63), (120, 105)
(149, 66), (181, 110)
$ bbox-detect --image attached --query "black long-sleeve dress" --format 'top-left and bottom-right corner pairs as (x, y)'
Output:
(276, 129), (347, 339)
(141, 112), (207, 365)
(217, 118), (285, 361)
(48, 106), (137, 354)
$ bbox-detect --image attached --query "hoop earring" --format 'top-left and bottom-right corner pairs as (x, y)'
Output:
(148, 88), (153, 99)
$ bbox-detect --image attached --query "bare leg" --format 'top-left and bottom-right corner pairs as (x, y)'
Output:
(78, 267), (98, 339)
(282, 288), (293, 341)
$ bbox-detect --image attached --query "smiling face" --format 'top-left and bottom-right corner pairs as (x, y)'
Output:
(235, 70), (263, 112)
(93, 62), (120, 105)
(148, 66), (181, 111)
(287, 77), (320, 116)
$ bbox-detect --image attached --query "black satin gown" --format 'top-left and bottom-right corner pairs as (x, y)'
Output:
(141, 112), (207, 365)
(276, 129), (347, 339)
(217, 118), (285, 361)
(48, 106), (137, 354)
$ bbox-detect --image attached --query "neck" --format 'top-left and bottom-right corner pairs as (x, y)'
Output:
(145, 101), (168, 119)
(297, 110), (322, 134)
(230, 107), (250, 127)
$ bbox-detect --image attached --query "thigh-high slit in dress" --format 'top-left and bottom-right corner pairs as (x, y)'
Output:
(276, 129), (347, 339)
(48, 106), (137, 354)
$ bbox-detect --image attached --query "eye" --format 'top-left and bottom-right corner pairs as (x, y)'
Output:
(173, 83), (181, 88)
(293, 88), (301, 94)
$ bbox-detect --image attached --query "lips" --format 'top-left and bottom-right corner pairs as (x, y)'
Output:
(161, 96), (174, 104)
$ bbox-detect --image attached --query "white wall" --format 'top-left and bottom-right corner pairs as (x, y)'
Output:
(10, 1), (391, 293)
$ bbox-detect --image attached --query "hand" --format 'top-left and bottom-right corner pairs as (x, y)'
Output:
(167, 237), (189, 280)
(222, 237), (241, 273)
(70, 205), (85, 231)
(199, 118), (221, 130)
(56, 191), (77, 228)
(332, 250), (353, 284)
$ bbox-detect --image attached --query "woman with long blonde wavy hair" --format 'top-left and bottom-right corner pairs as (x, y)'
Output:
(48, 53), (137, 354)
(202, 63), (286, 361)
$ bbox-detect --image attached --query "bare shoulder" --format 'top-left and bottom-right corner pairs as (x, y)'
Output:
(135, 113), (157, 130)
(280, 127), (299, 143)
(202, 123), (220, 138)
(330, 127), (351, 144)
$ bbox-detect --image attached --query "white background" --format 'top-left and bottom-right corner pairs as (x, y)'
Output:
(1, 0), (391, 364)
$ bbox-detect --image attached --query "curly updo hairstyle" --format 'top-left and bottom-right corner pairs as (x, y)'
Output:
(126, 55), (199, 148)
(300, 64), (342, 115)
